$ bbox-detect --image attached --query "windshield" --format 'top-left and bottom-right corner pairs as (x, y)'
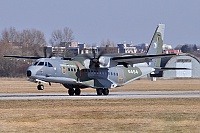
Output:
(33, 61), (39, 66)
(33, 61), (53, 67)
(38, 62), (44, 66)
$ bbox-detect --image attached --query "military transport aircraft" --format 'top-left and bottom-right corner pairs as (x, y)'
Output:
(4, 24), (179, 96)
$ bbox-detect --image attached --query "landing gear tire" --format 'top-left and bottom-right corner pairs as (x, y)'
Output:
(68, 89), (75, 96)
(96, 88), (103, 95)
(103, 88), (109, 95)
(75, 88), (81, 95)
(37, 85), (44, 90)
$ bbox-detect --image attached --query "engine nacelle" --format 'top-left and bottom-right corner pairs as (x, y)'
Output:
(83, 56), (117, 69)
(99, 56), (117, 68)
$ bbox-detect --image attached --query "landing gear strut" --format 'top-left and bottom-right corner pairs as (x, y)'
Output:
(96, 88), (109, 95)
(37, 84), (44, 90)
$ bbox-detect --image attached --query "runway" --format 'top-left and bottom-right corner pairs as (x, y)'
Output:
(0, 91), (200, 100)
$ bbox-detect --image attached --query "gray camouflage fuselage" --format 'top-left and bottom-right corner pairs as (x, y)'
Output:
(27, 57), (154, 89)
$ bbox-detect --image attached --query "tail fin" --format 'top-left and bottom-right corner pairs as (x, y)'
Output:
(147, 24), (165, 55)
(147, 24), (165, 67)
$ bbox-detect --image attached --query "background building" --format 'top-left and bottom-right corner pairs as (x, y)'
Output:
(161, 54), (200, 78)
(118, 43), (137, 54)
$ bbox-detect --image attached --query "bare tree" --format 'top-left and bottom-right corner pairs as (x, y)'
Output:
(1, 27), (19, 43)
(20, 29), (46, 56)
(0, 27), (47, 77)
(1, 27), (46, 56)
(49, 27), (74, 46)
(100, 39), (116, 54)
(101, 39), (115, 47)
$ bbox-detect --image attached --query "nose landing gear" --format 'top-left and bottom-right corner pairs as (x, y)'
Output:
(37, 84), (44, 90)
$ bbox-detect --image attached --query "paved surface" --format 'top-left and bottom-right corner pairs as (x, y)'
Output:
(0, 91), (200, 100)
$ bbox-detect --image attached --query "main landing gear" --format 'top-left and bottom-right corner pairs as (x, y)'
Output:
(96, 88), (109, 95)
(68, 88), (81, 96)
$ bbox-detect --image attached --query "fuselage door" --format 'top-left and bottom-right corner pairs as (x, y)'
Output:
(116, 66), (125, 85)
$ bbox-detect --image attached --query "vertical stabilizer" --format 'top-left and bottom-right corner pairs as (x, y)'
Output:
(147, 24), (165, 67)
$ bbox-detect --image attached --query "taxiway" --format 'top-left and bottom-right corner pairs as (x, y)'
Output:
(0, 91), (199, 100)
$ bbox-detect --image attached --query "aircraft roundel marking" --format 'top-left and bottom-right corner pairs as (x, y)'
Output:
(153, 42), (157, 49)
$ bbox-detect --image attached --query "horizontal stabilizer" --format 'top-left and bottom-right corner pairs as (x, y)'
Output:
(154, 67), (190, 72)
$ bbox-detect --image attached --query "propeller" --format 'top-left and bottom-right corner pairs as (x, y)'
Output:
(84, 48), (105, 68)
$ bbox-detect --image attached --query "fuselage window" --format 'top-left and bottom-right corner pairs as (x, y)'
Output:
(68, 68), (70, 71)
(45, 62), (48, 67)
(38, 62), (44, 66)
(33, 61), (39, 66)
(116, 73), (118, 76)
(71, 68), (73, 71)
(111, 72), (113, 75)
(48, 62), (53, 67)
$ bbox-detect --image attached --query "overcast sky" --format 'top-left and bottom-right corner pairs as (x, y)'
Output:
(0, 0), (200, 47)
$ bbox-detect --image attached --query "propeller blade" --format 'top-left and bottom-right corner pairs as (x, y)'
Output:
(43, 47), (47, 58)
(92, 48), (96, 59)
(4, 55), (42, 59)
(97, 48), (105, 59)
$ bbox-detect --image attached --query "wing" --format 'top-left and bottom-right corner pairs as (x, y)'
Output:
(111, 54), (176, 64)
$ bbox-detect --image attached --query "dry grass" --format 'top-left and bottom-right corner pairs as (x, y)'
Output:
(0, 78), (200, 132)
(0, 99), (200, 132)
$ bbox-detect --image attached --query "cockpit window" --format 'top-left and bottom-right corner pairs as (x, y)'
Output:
(33, 61), (39, 66)
(38, 62), (44, 66)
(48, 62), (53, 67)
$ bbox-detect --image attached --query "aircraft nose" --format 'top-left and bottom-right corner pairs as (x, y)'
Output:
(26, 70), (32, 77)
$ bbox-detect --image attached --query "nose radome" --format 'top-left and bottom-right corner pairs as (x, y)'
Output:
(26, 70), (32, 77)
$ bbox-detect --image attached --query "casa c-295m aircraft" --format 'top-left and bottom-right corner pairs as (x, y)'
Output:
(4, 24), (180, 96)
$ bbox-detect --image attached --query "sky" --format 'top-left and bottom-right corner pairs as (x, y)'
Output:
(0, 0), (200, 47)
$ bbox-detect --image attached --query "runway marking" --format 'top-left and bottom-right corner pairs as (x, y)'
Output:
(0, 91), (199, 100)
